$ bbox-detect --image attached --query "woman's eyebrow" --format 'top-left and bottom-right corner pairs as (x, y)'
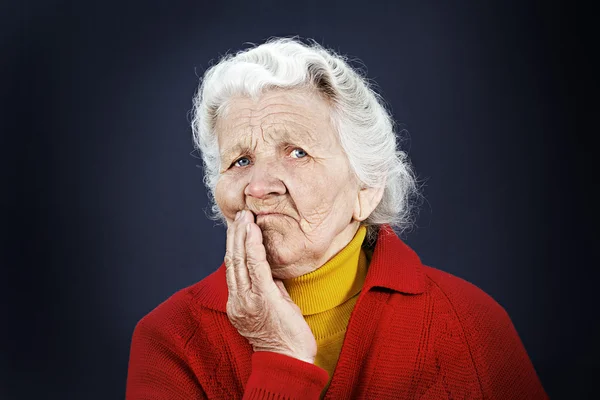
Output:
(267, 125), (320, 148)
(221, 139), (314, 162)
(221, 128), (318, 159)
(220, 144), (252, 162)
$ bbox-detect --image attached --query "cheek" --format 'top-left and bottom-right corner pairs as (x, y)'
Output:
(289, 169), (347, 222)
(289, 170), (328, 208)
(300, 163), (357, 219)
(215, 176), (245, 218)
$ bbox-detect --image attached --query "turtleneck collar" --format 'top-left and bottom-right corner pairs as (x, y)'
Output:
(282, 226), (368, 316)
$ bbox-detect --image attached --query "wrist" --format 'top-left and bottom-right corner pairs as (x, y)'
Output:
(246, 352), (329, 398)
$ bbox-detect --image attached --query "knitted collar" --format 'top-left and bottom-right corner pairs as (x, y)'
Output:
(192, 224), (427, 313)
(282, 225), (368, 316)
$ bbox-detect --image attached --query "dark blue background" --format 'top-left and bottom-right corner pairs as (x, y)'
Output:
(2, 0), (594, 398)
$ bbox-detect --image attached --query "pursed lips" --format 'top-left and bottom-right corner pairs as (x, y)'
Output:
(247, 209), (293, 220)
(256, 212), (284, 216)
(253, 211), (290, 220)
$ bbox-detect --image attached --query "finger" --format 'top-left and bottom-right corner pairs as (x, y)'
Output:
(245, 221), (277, 293)
(273, 279), (292, 300)
(232, 210), (251, 292)
(224, 211), (240, 293)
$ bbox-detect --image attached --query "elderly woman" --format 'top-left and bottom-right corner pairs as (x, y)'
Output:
(126, 38), (547, 399)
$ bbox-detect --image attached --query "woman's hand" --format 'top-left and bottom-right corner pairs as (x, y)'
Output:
(224, 210), (318, 364)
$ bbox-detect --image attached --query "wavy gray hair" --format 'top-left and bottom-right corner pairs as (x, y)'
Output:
(191, 37), (423, 243)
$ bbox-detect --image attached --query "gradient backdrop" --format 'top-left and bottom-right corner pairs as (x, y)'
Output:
(3, 0), (594, 399)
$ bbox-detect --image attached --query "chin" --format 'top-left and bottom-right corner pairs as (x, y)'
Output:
(263, 235), (296, 266)
(261, 228), (302, 269)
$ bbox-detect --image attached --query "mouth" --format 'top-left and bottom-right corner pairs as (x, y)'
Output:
(253, 212), (291, 223)
(256, 212), (285, 217)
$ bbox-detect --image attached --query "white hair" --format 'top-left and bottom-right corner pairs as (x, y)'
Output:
(191, 37), (423, 243)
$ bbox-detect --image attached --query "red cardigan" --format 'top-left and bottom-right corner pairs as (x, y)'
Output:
(126, 225), (547, 399)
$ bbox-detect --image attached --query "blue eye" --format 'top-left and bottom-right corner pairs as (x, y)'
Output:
(291, 148), (308, 158)
(233, 157), (251, 167)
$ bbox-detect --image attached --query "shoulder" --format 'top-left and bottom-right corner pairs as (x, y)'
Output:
(414, 268), (546, 397)
(421, 264), (510, 324)
(132, 266), (227, 344)
(418, 263), (524, 356)
(127, 277), (225, 398)
(132, 283), (201, 348)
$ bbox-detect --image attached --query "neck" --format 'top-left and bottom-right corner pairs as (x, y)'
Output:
(282, 224), (368, 315)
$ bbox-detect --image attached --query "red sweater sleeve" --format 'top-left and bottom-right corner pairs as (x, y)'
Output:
(126, 290), (329, 399)
(469, 303), (547, 399)
(244, 352), (329, 399)
(439, 277), (548, 399)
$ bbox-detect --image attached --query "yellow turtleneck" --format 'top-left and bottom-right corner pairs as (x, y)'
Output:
(283, 225), (369, 391)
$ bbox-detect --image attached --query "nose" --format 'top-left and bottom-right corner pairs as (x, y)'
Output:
(244, 161), (286, 199)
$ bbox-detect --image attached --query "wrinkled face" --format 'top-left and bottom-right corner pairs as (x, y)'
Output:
(214, 89), (362, 277)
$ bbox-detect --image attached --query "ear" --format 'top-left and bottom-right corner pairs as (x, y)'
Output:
(352, 182), (386, 222)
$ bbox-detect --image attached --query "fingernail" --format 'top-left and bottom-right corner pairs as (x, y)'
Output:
(240, 210), (246, 219)
(246, 223), (251, 234)
(235, 211), (240, 221)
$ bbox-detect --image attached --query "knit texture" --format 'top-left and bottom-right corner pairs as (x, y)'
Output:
(283, 225), (368, 395)
(126, 224), (548, 399)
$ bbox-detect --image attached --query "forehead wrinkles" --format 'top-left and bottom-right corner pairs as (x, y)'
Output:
(229, 101), (318, 130)
(217, 97), (334, 150)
